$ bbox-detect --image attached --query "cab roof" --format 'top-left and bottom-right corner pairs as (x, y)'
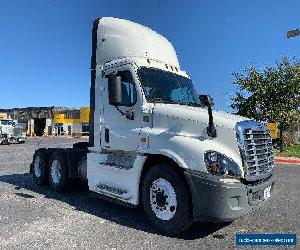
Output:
(95, 17), (180, 68)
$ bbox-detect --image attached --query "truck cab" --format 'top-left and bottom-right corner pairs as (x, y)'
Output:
(0, 118), (26, 144)
(31, 17), (275, 235)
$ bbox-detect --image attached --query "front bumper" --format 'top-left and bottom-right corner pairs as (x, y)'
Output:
(16, 137), (26, 142)
(184, 171), (275, 223)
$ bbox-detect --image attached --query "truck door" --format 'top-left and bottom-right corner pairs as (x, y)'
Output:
(101, 67), (141, 152)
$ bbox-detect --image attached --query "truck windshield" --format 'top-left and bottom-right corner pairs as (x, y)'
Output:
(0, 120), (13, 126)
(138, 67), (200, 106)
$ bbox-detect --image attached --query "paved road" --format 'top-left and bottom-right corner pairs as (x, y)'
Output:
(0, 137), (299, 249)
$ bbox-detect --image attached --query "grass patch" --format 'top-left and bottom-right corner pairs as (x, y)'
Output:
(274, 144), (300, 158)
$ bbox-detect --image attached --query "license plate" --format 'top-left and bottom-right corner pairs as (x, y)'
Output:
(263, 186), (271, 199)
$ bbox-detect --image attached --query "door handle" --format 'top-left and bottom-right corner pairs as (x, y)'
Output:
(105, 128), (109, 143)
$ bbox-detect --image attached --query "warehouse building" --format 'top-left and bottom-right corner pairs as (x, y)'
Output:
(0, 107), (90, 137)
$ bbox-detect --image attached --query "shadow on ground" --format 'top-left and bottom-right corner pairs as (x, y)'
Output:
(0, 173), (230, 240)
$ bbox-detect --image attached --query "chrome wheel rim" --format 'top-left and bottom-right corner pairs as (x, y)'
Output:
(150, 178), (177, 220)
(33, 156), (41, 177)
(51, 160), (62, 184)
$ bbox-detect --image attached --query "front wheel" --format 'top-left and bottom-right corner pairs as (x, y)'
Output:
(141, 163), (191, 235)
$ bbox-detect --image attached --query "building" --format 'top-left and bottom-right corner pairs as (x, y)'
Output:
(53, 107), (90, 136)
(0, 107), (90, 137)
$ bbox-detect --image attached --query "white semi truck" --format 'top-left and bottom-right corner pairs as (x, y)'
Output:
(0, 118), (26, 145)
(31, 17), (275, 235)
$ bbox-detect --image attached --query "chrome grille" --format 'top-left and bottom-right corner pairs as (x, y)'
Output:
(13, 127), (23, 137)
(236, 121), (275, 180)
(243, 129), (274, 175)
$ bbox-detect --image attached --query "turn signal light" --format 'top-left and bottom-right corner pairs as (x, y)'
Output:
(210, 162), (219, 174)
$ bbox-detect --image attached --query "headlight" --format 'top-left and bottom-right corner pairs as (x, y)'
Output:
(204, 151), (242, 178)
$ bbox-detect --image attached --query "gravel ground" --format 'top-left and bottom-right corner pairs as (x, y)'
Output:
(0, 137), (299, 249)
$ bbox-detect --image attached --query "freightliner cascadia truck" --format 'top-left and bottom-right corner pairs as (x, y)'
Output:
(31, 17), (275, 235)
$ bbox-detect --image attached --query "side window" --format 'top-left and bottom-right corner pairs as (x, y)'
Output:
(117, 71), (137, 107)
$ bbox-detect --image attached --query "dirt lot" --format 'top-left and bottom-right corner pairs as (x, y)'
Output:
(0, 137), (299, 249)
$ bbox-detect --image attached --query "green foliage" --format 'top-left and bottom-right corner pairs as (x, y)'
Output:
(231, 57), (300, 127)
(274, 144), (300, 158)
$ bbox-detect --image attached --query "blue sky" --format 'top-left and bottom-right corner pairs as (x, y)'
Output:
(0, 0), (299, 111)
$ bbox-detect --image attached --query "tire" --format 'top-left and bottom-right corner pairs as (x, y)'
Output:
(32, 150), (49, 185)
(0, 139), (7, 145)
(141, 163), (191, 236)
(5, 136), (10, 145)
(1, 135), (9, 145)
(49, 150), (69, 193)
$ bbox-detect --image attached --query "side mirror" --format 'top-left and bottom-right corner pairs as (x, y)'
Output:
(199, 95), (214, 107)
(108, 76), (122, 106)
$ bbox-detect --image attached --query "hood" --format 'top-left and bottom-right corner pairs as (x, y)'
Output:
(0, 125), (14, 135)
(150, 103), (248, 175)
(152, 103), (247, 133)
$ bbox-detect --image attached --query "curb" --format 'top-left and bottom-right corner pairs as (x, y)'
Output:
(274, 157), (300, 165)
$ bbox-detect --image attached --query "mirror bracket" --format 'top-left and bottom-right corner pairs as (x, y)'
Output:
(125, 109), (134, 120)
(115, 106), (134, 120)
(199, 95), (217, 138)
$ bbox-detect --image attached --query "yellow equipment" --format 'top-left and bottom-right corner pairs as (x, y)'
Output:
(267, 122), (278, 139)
(53, 107), (90, 124)
(0, 113), (8, 119)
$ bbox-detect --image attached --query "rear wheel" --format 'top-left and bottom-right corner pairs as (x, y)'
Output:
(141, 163), (191, 235)
(49, 151), (69, 193)
(33, 150), (48, 185)
(1, 135), (9, 145)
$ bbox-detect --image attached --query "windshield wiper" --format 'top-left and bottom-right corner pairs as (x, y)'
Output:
(185, 102), (202, 107)
(150, 97), (177, 104)
(151, 98), (200, 107)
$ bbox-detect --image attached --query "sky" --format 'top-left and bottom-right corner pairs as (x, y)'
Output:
(0, 0), (299, 111)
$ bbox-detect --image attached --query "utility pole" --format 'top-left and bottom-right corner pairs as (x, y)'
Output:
(287, 29), (300, 38)
(277, 28), (300, 152)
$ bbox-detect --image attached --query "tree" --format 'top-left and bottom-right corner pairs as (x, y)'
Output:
(230, 57), (300, 149)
